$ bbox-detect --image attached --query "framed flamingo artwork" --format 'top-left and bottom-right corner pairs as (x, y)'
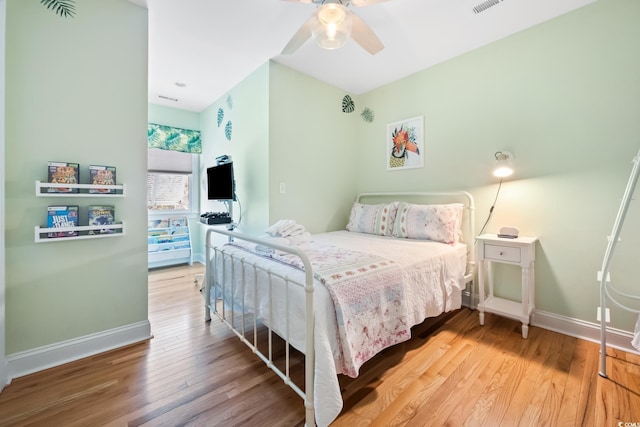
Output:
(386, 115), (424, 171)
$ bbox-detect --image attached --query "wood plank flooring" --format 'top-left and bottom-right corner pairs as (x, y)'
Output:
(0, 263), (638, 426)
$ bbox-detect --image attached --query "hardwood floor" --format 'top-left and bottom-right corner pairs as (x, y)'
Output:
(0, 263), (638, 426)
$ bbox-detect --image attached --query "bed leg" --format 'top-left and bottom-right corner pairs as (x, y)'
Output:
(599, 341), (608, 378)
(305, 405), (315, 427)
(204, 285), (211, 321)
(204, 274), (211, 322)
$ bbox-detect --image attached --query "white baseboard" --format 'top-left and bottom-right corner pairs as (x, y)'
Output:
(462, 290), (638, 355)
(6, 320), (152, 381)
(192, 253), (205, 265)
(532, 309), (638, 354)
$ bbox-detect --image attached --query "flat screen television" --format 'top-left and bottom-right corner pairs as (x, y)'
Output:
(207, 161), (235, 201)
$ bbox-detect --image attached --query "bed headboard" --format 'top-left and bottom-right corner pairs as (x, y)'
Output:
(355, 191), (476, 276)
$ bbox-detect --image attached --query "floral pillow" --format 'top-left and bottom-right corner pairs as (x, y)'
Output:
(392, 202), (463, 244)
(346, 202), (398, 236)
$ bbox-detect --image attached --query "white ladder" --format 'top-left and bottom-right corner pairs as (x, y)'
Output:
(598, 148), (640, 377)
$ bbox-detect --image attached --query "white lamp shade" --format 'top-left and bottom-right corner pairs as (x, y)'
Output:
(493, 164), (514, 177)
(311, 4), (352, 50)
(493, 151), (514, 177)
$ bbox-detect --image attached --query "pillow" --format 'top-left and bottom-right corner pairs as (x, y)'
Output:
(346, 202), (398, 236)
(392, 202), (463, 244)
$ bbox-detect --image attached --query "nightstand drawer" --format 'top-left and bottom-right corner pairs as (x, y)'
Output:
(484, 244), (521, 263)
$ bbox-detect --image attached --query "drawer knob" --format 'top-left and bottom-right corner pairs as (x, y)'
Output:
(499, 251), (504, 255)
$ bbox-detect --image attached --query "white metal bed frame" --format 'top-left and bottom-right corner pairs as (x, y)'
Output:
(598, 148), (640, 378)
(203, 191), (476, 426)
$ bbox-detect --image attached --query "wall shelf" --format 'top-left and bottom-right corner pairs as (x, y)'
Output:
(34, 180), (126, 242)
(35, 223), (125, 242)
(35, 180), (126, 197)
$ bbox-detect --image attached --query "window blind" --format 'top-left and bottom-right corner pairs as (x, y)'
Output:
(148, 148), (193, 173)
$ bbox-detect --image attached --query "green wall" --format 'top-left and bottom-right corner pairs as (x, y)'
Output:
(268, 61), (359, 233)
(198, 62), (270, 241)
(1, 0), (6, 383)
(199, 61), (360, 236)
(149, 104), (200, 131)
(356, 0), (640, 330)
(5, 0), (148, 354)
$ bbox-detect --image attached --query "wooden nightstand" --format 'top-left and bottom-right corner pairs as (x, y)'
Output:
(476, 233), (538, 338)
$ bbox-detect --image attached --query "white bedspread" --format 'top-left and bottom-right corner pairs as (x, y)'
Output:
(210, 230), (467, 426)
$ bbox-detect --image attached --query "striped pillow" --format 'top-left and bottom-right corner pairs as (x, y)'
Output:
(346, 202), (398, 236)
(393, 202), (463, 244)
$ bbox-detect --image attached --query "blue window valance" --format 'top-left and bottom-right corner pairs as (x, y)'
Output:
(148, 123), (202, 154)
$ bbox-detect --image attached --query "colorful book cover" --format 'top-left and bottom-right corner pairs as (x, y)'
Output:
(148, 218), (169, 230)
(89, 165), (117, 193)
(88, 205), (115, 234)
(169, 217), (187, 228)
(47, 162), (79, 193)
(47, 205), (79, 238)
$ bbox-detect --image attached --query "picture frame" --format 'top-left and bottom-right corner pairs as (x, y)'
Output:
(386, 115), (424, 171)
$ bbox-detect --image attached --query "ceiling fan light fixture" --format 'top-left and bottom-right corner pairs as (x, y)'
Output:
(311, 4), (352, 50)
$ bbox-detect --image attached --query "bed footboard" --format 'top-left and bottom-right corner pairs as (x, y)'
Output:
(204, 227), (316, 427)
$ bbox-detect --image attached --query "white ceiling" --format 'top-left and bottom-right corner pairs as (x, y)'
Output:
(136, 0), (596, 113)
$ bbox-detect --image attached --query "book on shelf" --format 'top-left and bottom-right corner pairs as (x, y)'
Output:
(47, 205), (79, 238)
(89, 165), (117, 193)
(169, 217), (187, 228)
(47, 162), (79, 193)
(148, 218), (169, 230)
(88, 205), (115, 234)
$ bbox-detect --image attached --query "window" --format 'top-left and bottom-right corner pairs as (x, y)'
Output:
(147, 148), (199, 213)
(147, 173), (190, 211)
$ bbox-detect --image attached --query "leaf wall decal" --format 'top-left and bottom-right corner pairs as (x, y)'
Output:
(342, 95), (355, 113)
(225, 121), (233, 141)
(40, 0), (76, 18)
(361, 107), (375, 123)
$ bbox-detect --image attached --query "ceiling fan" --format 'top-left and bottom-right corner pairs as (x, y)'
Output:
(281, 0), (390, 55)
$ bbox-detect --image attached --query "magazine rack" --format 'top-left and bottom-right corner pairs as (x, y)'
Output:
(148, 217), (193, 268)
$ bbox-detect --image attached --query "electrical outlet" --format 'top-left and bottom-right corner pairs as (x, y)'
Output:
(596, 307), (610, 323)
(279, 182), (286, 194)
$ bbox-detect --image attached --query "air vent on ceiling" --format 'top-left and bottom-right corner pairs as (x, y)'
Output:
(473, 0), (502, 14)
(158, 95), (178, 102)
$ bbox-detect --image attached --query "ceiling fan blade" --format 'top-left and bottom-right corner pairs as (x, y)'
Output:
(281, 19), (313, 54)
(280, 0), (317, 3)
(349, 0), (391, 7)
(350, 12), (384, 55)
